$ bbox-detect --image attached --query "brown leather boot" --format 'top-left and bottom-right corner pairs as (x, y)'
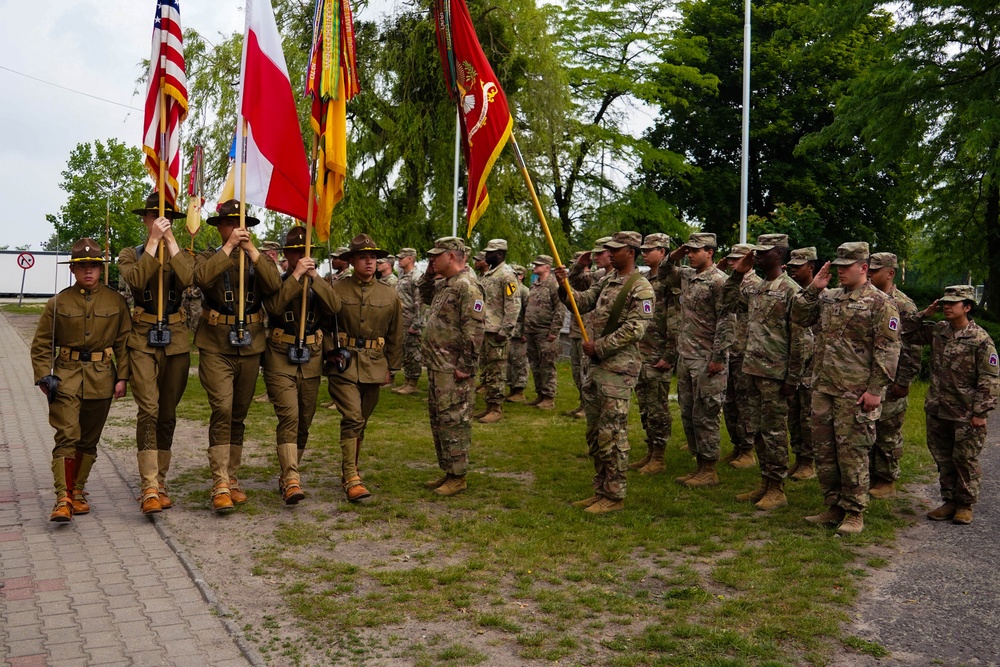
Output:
(50, 496), (73, 522)
(628, 452), (653, 471)
(228, 445), (248, 504)
(927, 501), (957, 521)
(157, 451), (172, 509)
(137, 450), (161, 514)
(952, 505), (973, 525)
(584, 497), (624, 514)
(729, 450), (756, 469)
(791, 457), (816, 480)
(505, 390), (526, 403)
(684, 460), (719, 488)
(50, 458), (74, 522)
(72, 452), (96, 514)
(571, 494), (601, 508)
(212, 482), (235, 514)
(478, 404), (503, 424)
(434, 475), (467, 496)
(805, 505), (845, 525)
(140, 487), (162, 515)
(869, 479), (896, 499)
(277, 443), (305, 505)
(639, 449), (666, 475)
(536, 397), (556, 410)
(344, 476), (372, 502)
(755, 479), (787, 511)
(424, 474), (449, 489)
(736, 477), (769, 503)
(837, 511), (864, 534)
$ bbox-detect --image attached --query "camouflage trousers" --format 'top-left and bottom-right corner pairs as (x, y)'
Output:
(636, 364), (672, 454)
(507, 337), (529, 391)
(811, 392), (876, 513)
(402, 331), (423, 382)
(677, 355), (728, 461)
(788, 382), (814, 459)
(926, 414), (986, 506)
(871, 396), (907, 483)
(583, 365), (634, 500)
(746, 375), (790, 481)
(723, 354), (754, 454)
(428, 368), (474, 476)
(478, 333), (509, 405)
(569, 337), (585, 401)
(526, 332), (560, 399)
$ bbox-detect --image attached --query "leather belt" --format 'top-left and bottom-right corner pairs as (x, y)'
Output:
(202, 310), (264, 326)
(338, 333), (384, 350)
(59, 347), (113, 362)
(272, 329), (322, 346)
(133, 307), (186, 325)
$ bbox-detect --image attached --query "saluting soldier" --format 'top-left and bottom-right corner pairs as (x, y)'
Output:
(505, 265), (531, 403)
(418, 237), (486, 496)
(474, 239), (521, 423)
(263, 227), (341, 504)
(392, 248), (425, 395)
(565, 238), (612, 419)
(792, 242), (901, 535)
(524, 255), (564, 411)
(118, 193), (194, 514)
(32, 239), (131, 522)
(324, 234), (403, 502)
(193, 200), (282, 513)
(786, 247), (818, 480)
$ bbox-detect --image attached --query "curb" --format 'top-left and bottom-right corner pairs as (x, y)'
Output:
(103, 446), (268, 667)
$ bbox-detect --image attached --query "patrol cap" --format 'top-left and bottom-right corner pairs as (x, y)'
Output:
(532, 254), (554, 266)
(59, 238), (109, 264)
(261, 240), (282, 252)
(376, 256), (391, 264)
(483, 239), (508, 252)
(604, 231), (642, 249)
(868, 252), (898, 270)
(685, 232), (716, 249)
(572, 251), (586, 261)
(208, 199), (260, 227)
(592, 236), (613, 254)
(510, 264), (526, 277)
(387, 254), (397, 262)
(938, 285), (977, 304)
(641, 233), (671, 250)
(331, 246), (350, 259)
(726, 243), (755, 260)
(830, 241), (870, 266)
(753, 233), (789, 251)
(397, 248), (417, 258)
(345, 233), (389, 259)
(427, 236), (466, 255)
(785, 247), (817, 267)
(131, 192), (186, 220)
(281, 227), (306, 251)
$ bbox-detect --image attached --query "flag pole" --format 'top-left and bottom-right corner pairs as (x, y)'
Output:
(508, 133), (588, 342)
(238, 118), (248, 335)
(738, 0), (751, 244)
(104, 197), (110, 285)
(452, 108), (461, 237)
(299, 135), (318, 344)
(157, 68), (167, 324)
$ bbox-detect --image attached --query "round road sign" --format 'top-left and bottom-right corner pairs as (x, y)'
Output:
(16, 252), (35, 270)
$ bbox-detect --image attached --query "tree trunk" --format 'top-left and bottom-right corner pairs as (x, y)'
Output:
(983, 178), (1000, 312)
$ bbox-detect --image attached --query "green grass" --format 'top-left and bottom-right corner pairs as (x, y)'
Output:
(170, 358), (936, 666)
(1, 302), (46, 314)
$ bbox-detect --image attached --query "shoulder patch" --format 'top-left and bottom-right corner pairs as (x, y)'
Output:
(888, 316), (899, 331)
(642, 300), (653, 314)
(990, 353), (998, 367)
(505, 282), (518, 297)
(474, 299), (484, 313)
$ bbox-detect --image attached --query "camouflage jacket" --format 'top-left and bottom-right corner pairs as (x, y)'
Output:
(638, 268), (672, 366)
(729, 270), (762, 356)
(512, 282), (530, 339)
(418, 267), (486, 375)
(396, 268), (425, 331)
(561, 269), (654, 377)
(791, 280), (901, 401)
(568, 264), (605, 339)
(789, 320), (817, 389)
(660, 258), (735, 365)
(883, 284), (922, 388)
(525, 274), (564, 337)
(479, 262), (520, 337)
(905, 318), (998, 421)
(721, 270), (805, 383)
(378, 272), (398, 288)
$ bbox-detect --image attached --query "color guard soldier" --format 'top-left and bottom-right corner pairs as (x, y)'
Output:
(119, 193), (194, 514)
(324, 234), (403, 501)
(262, 227), (341, 504)
(193, 200), (282, 513)
(31, 238), (131, 522)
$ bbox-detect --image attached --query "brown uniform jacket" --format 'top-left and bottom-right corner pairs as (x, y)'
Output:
(264, 273), (341, 379)
(326, 275), (403, 384)
(31, 284), (131, 400)
(118, 245), (195, 356)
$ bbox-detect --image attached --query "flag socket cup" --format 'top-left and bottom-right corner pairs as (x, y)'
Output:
(147, 327), (171, 347)
(287, 345), (311, 365)
(229, 328), (253, 347)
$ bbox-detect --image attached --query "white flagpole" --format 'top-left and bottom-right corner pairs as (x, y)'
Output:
(739, 0), (751, 244)
(452, 107), (461, 237)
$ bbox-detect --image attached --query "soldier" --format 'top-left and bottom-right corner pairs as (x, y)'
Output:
(525, 254), (564, 410)
(261, 240), (281, 264)
(392, 248), (425, 395)
(377, 256), (398, 287)
(473, 239), (521, 424)
(506, 265), (531, 403)
(629, 233), (674, 475)
(792, 242), (901, 534)
(867, 252), (921, 498)
(473, 251), (489, 277)
(722, 235), (805, 510)
(418, 237), (486, 496)
(785, 247), (818, 480)
(31, 238), (130, 522)
(119, 194), (194, 514)
(555, 232), (653, 513)
(662, 233), (735, 487)
(563, 252), (587, 416)
(566, 237), (613, 419)
(325, 234), (403, 501)
(720, 244), (761, 469)
(262, 227), (341, 504)
(181, 285), (203, 332)
(327, 246), (352, 283)
(905, 286), (999, 525)
(194, 200), (282, 513)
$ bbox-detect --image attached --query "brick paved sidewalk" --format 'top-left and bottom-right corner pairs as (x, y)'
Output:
(0, 312), (252, 667)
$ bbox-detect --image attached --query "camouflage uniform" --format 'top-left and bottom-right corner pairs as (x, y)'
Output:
(791, 243), (901, 514)
(565, 252), (588, 406)
(561, 232), (654, 502)
(722, 245), (761, 459)
(567, 239), (611, 403)
(635, 234), (674, 463)
(661, 234), (735, 463)
(507, 267), (530, 393)
(419, 240), (486, 478)
(181, 285), (203, 332)
(786, 248), (817, 464)
(396, 251), (425, 384)
(905, 286), (999, 508)
(476, 240), (520, 407)
(525, 256), (564, 400)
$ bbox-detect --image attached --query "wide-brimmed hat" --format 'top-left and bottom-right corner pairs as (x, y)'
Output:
(344, 234), (389, 259)
(282, 227), (307, 251)
(785, 247), (817, 267)
(938, 285), (977, 304)
(131, 192), (186, 220)
(207, 199), (260, 227)
(830, 241), (869, 266)
(59, 238), (108, 264)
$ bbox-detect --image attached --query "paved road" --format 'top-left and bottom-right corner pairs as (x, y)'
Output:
(0, 312), (252, 667)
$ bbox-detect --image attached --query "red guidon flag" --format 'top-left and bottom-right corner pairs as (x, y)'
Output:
(235, 0), (311, 220)
(434, 0), (513, 236)
(142, 0), (188, 207)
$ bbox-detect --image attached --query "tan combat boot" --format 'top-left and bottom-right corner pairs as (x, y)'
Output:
(787, 457), (801, 477)
(157, 451), (172, 509)
(869, 479), (896, 499)
(927, 501), (957, 521)
(137, 450), (162, 515)
(952, 505), (973, 525)
(424, 474), (449, 489)
(506, 389), (526, 403)
(675, 458), (702, 485)
(49, 457), (74, 523)
(277, 443), (305, 505)
(736, 477), (769, 503)
(573, 407), (586, 419)
(639, 449), (666, 475)
(526, 395), (544, 407)
(684, 460), (719, 488)
(478, 404), (504, 424)
(434, 475), (467, 496)
(475, 384), (485, 395)
(804, 505), (845, 525)
(729, 450), (756, 469)
(571, 494), (601, 508)
(341, 438), (371, 502)
(392, 378), (419, 395)
(755, 479), (787, 511)
(72, 452), (97, 515)
(536, 397), (556, 410)
(837, 511), (864, 535)
(472, 405), (490, 419)
(228, 445), (248, 504)
(207, 445), (234, 514)
(790, 457), (816, 481)
(628, 452), (653, 471)
(584, 497), (624, 514)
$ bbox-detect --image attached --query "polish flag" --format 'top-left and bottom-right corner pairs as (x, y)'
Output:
(235, 0), (310, 221)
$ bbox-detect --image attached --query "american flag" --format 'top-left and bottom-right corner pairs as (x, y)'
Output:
(142, 0), (188, 208)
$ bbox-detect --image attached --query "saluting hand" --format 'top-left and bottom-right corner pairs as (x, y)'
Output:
(577, 252), (592, 268)
(668, 245), (689, 262)
(732, 251), (755, 274)
(811, 261), (832, 290)
(923, 300), (940, 318)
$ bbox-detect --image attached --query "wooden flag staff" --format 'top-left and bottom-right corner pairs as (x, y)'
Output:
(231, 118), (252, 346)
(290, 136), (319, 364)
(149, 61), (171, 348)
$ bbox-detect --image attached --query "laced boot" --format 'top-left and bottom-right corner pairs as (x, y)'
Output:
(472, 405), (490, 419)
(805, 505), (845, 525)
(736, 477), (769, 503)
(434, 475), (467, 496)
(49, 457), (74, 523)
(505, 389), (526, 403)
(755, 479), (788, 511)
(137, 450), (162, 514)
(790, 457), (816, 481)
(927, 501), (957, 521)
(157, 450), (172, 509)
(628, 452), (653, 471)
(639, 449), (666, 475)
(837, 511), (865, 535)
(722, 448), (740, 464)
(571, 494), (601, 508)
(584, 497), (624, 514)
(526, 395), (544, 407)
(228, 444), (248, 504)
(675, 458), (702, 485)
(684, 460), (719, 488)
(478, 404), (504, 424)
(729, 449), (756, 469)
(211, 482), (235, 513)
(952, 505), (973, 525)
(536, 397), (556, 410)
(787, 457), (801, 478)
(393, 378), (419, 395)
(573, 407), (586, 419)
(277, 443), (305, 505)
(869, 479), (897, 499)
(424, 474), (449, 489)
(72, 452), (97, 514)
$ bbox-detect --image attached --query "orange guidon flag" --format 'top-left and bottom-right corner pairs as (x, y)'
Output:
(434, 0), (513, 236)
(306, 0), (360, 242)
